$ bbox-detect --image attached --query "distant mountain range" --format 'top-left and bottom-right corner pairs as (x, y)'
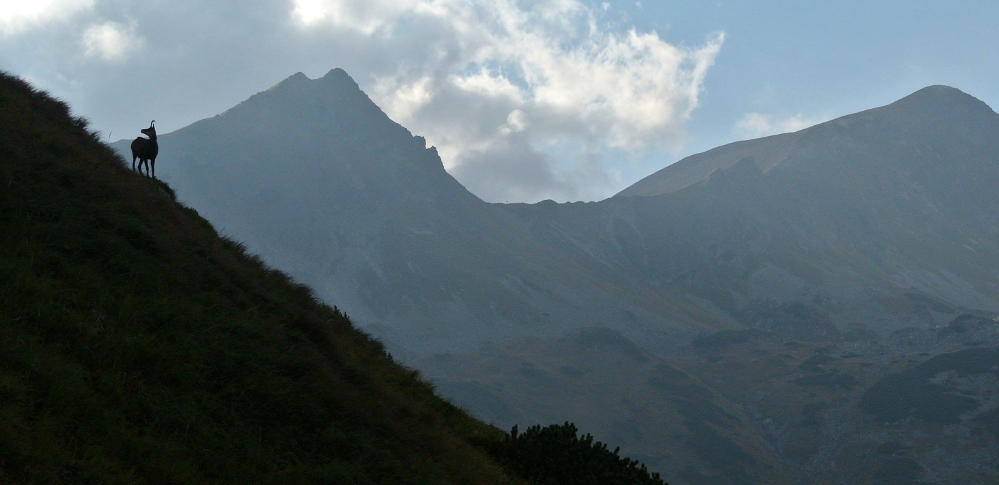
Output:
(504, 85), (999, 343)
(113, 69), (709, 355)
(113, 70), (999, 484)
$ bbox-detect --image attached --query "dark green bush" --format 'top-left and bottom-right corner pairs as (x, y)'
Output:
(483, 423), (668, 485)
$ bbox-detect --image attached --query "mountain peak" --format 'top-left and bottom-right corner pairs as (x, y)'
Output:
(266, 68), (361, 95)
(227, 67), (376, 122)
(122, 65), (457, 207)
(319, 67), (363, 94)
(322, 67), (350, 80)
(617, 84), (997, 199)
(268, 71), (310, 91)
(887, 84), (993, 117)
(907, 84), (969, 99)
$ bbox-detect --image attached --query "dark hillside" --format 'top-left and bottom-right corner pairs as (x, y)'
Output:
(0, 71), (521, 484)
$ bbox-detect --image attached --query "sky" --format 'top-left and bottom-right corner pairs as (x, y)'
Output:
(2, 1), (997, 203)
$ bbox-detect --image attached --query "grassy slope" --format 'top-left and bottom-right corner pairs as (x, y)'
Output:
(0, 72), (520, 484)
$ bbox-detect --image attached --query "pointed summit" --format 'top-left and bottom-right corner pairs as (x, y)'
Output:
(318, 67), (364, 96)
(264, 69), (363, 99)
(118, 65), (458, 213)
(215, 67), (390, 134)
(322, 67), (351, 80)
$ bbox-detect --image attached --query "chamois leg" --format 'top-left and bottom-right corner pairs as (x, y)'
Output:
(151, 159), (155, 179)
(132, 154), (137, 171)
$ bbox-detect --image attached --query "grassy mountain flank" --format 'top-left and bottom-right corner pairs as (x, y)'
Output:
(0, 70), (670, 485)
(0, 71), (524, 484)
(0, 74), (618, 485)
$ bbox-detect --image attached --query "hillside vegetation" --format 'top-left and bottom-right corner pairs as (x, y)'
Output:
(0, 72), (669, 484)
(0, 71), (519, 484)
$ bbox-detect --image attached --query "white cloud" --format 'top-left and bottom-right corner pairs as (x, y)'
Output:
(291, 0), (417, 35)
(0, 0), (724, 203)
(502, 109), (528, 135)
(83, 20), (143, 62)
(734, 112), (827, 139)
(0, 0), (93, 35)
(291, 0), (724, 202)
(378, 75), (433, 122)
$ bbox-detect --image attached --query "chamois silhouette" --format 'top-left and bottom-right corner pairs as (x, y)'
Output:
(131, 120), (158, 177)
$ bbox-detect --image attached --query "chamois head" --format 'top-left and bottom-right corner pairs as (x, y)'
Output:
(140, 120), (156, 139)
